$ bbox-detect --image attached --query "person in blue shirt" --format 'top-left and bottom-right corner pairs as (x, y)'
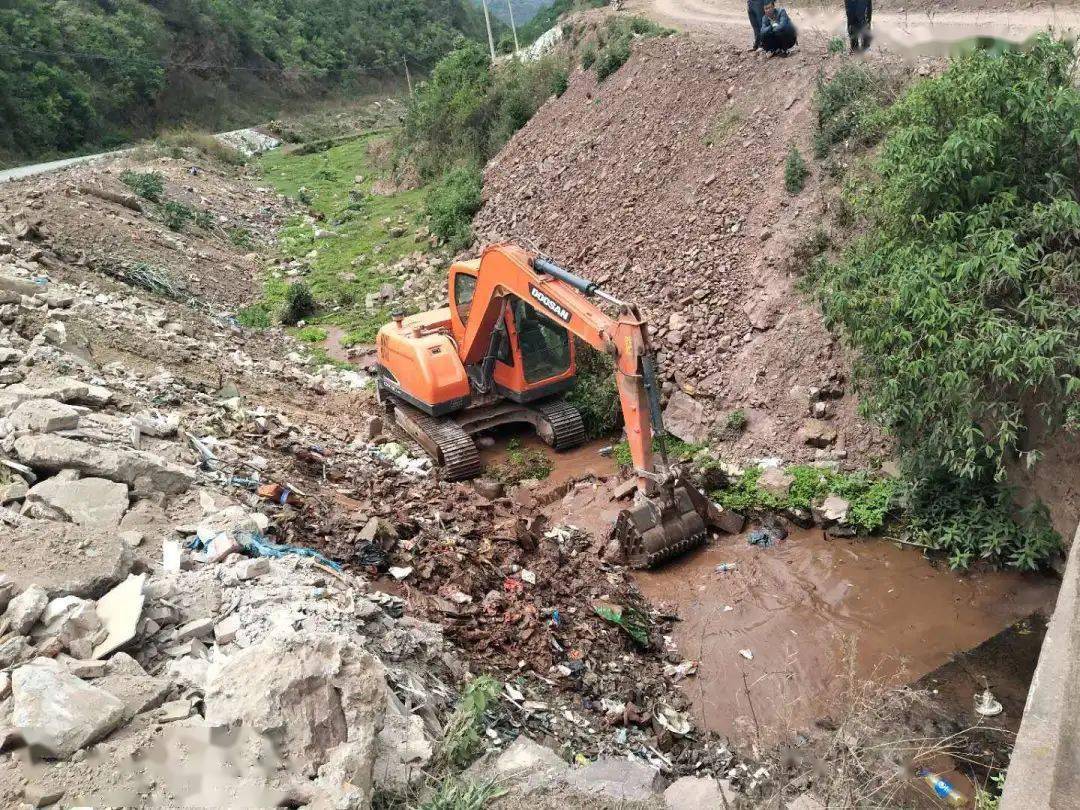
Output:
(759, 1), (797, 54)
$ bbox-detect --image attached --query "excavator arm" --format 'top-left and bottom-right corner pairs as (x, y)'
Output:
(460, 244), (665, 492)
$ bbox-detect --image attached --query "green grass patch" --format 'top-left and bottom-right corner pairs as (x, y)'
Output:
(255, 134), (432, 338)
(295, 326), (328, 343)
(712, 465), (900, 534)
(488, 438), (553, 485)
(705, 108), (743, 146)
(813, 62), (895, 158)
(784, 144), (810, 194)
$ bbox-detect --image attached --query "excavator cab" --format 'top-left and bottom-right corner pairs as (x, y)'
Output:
(376, 244), (708, 568)
(449, 263), (576, 403)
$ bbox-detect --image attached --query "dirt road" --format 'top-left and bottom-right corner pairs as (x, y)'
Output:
(632, 0), (1080, 51)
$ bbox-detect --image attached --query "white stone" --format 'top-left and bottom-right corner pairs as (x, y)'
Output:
(92, 573), (145, 659)
(4, 584), (48, 635)
(7, 399), (80, 434)
(11, 658), (125, 759)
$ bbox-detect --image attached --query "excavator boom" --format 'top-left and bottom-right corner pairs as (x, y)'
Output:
(376, 243), (708, 567)
(458, 245), (707, 567)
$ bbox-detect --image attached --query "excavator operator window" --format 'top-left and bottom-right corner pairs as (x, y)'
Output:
(454, 273), (477, 325)
(511, 297), (571, 383)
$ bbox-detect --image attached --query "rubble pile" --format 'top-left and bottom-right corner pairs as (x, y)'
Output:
(0, 167), (771, 806)
(474, 35), (893, 468)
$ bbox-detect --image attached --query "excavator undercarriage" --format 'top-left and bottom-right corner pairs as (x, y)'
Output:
(382, 391), (586, 481)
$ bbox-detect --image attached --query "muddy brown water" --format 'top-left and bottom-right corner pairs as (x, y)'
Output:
(636, 529), (1058, 740)
(543, 480), (1059, 741)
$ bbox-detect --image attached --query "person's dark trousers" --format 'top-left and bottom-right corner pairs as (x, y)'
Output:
(845, 0), (872, 51)
(748, 0), (765, 48)
(762, 26), (797, 53)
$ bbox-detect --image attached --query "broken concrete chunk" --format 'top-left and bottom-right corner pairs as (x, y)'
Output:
(95, 652), (170, 722)
(14, 435), (193, 495)
(758, 467), (795, 497)
(372, 712), (433, 791)
(35, 596), (101, 655)
(92, 573), (145, 660)
(64, 659), (107, 679)
(4, 584), (48, 635)
(214, 614), (241, 645)
(157, 699), (194, 723)
(205, 631), (386, 795)
(1, 519), (133, 598)
(0, 478), (28, 504)
(166, 656), (210, 694)
(7, 399), (80, 435)
(665, 776), (730, 810)
(11, 658), (126, 759)
(175, 617), (214, 641)
(0, 636), (31, 668)
(564, 757), (663, 802)
(26, 476), (129, 530)
(23, 783), (64, 808)
(813, 494), (851, 525)
(235, 556), (270, 580)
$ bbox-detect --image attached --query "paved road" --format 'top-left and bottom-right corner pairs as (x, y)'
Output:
(631, 0), (1080, 50)
(0, 149), (128, 184)
(0, 127), (278, 185)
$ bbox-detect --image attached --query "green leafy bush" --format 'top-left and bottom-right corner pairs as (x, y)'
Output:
(228, 227), (256, 249)
(810, 36), (1076, 568)
(435, 675), (501, 770)
(280, 281), (316, 326)
(160, 201), (193, 231)
(237, 304), (273, 329)
(828, 36), (847, 54)
(398, 42), (570, 180)
(120, 171), (165, 202)
(813, 62), (894, 158)
(194, 210), (216, 230)
(591, 16), (671, 83)
(581, 41), (598, 68)
(425, 165), (483, 251)
(784, 144), (810, 194)
(566, 342), (621, 439)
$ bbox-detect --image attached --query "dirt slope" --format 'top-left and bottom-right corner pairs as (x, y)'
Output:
(475, 33), (891, 466)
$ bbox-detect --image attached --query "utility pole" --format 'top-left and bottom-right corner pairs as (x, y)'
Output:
(506, 0), (520, 55)
(480, 0), (497, 63)
(402, 55), (413, 97)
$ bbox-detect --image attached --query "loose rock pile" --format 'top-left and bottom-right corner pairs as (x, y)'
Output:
(473, 34), (893, 468)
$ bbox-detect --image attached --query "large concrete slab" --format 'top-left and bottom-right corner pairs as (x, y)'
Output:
(1001, 523), (1080, 810)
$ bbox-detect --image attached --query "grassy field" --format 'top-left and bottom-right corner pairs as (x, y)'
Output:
(248, 133), (438, 359)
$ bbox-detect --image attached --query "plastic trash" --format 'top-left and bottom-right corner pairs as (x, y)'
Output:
(594, 601), (650, 647)
(715, 562), (737, 573)
(975, 689), (1003, 717)
(916, 769), (968, 806)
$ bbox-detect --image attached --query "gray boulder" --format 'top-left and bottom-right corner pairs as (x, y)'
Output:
(14, 434), (192, 495)
(663, 390), (708, 444)
(26, 476), (129, 530)
(205, 631), (386, 802)
(4, 584), (48, 635)
(564, 757), (664, 802)
(7, 399), (80, 434)
(11, 658), (126, 759)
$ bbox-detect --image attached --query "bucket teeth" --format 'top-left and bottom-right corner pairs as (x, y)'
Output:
(614, 484), (708, 569)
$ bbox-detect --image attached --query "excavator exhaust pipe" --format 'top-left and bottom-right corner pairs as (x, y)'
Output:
(613, 479), (708, 569)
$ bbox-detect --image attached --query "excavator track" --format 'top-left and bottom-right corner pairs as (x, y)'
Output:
(388, 399), (482, 482)
(532, 399), (586, 450)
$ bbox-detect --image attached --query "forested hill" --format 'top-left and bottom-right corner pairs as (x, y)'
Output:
(0, 0), (491, 166)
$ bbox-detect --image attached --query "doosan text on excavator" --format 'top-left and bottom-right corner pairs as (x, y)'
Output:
(375, 243), (714, 568)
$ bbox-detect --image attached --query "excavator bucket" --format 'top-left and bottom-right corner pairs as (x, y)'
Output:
(613, 479), (708, 569)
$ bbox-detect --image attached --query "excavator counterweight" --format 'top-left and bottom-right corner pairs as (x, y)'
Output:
(375, 243), (708, 568)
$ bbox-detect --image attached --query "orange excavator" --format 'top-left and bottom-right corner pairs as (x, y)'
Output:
(375, 243), (708, 567)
